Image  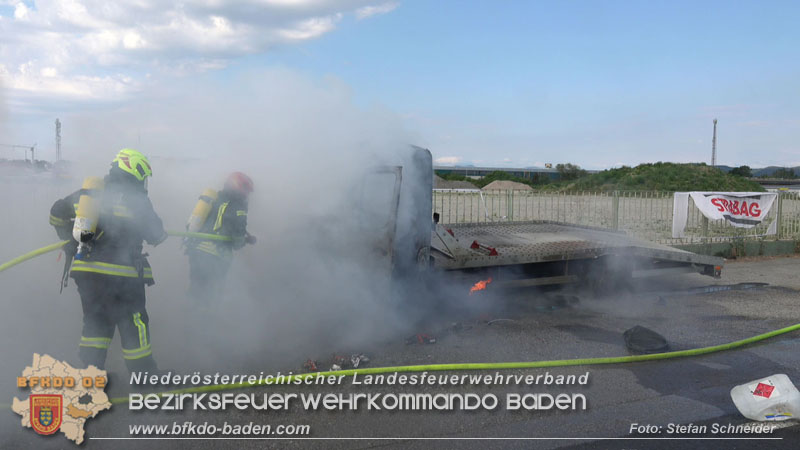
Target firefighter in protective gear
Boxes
[49,149,168,372]
[186,172,255,305]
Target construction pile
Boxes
[481,180,533,191]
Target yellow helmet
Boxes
[112,148,152,181]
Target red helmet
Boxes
[224,172,254,195]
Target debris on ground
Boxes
[351,353,369,368]
[406,323,471,345]
[405,333,437,345]
[487,318,518,325]
[331,354,348,371]
[623,325,669,354]
[303,353,371,372]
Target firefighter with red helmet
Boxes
[186,172,256,304]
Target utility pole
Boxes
[711,119,717,166]
[55,119,62,161]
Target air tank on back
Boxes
[72,176,104,260]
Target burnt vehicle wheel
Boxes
[581,256,633,295]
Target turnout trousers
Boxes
[187,249,231,306]
[73,273,158,372]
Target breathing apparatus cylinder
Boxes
[187,188,218,232]
[72,176,104,260]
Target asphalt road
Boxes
[3,256,800,450]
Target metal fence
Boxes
[433,189,796,245]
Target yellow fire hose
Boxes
[0,231,232,274]
[0,240,70,274]
[103,322,800,404]
[166,230,233,242]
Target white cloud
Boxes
[277,14,342,40]
[13,2,30,20]
[0,0,399,104]
[355,2,398,20]
[8,66,137,99]
[40,66,57,77]
[122,31,146,49]
[434,156,462,165]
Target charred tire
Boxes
[581,255,633,296]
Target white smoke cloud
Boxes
[0,65,426,380]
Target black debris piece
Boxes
[623,325,670,354]
[405,333,436,345]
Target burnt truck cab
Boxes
[356,146,433,282]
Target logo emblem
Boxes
[30,395,62,435]
[753,382,776,399]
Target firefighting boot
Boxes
[79,345,108,370]
[124,354,159,373]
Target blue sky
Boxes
[1,1,798,168]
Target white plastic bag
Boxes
[730,374,800,421]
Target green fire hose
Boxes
[0,240,70,274]
[107,322,800,404]
[0,231,231,274]
[166,230,233,242]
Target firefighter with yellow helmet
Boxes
[185,172,256,305]
[49,149,167,372]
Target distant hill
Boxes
[751,166,800,177]
[712,165,800,178]
[437,163,767,192]
[564,162,765,192]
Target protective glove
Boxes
[245,234,257,245]
[63,240,79,258]
[149,230,168,247]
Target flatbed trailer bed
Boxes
[430,220,723,285]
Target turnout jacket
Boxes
[50,174,167,284]
[189,189,248,259]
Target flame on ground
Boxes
[469,277,493,295]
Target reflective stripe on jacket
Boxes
[190,189,248,259]
[71,260,153,279]
[50,175,166,283]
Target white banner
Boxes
[672,192,778,238]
